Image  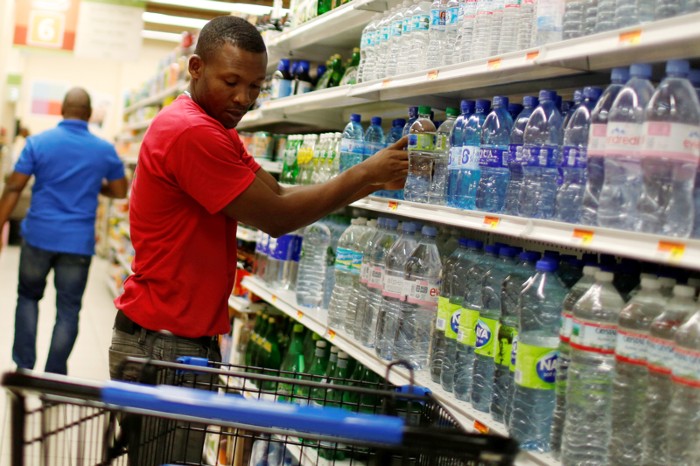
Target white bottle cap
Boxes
[338,351,349,359]
[673,285,695,298]
[640,277,661,290]
[583,265,600,276]
[659,277,677,288]
[595,271,615,282]
[316,340,327,348]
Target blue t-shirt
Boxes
[14,119,125,255]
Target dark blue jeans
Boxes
[12,242,92,374]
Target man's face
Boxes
[189,43,267,129]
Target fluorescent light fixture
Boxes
[143,12,209,28]
[141,30,184,43]
[147,0,287,16]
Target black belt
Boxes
[114,309,217,348]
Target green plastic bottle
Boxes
[294,340,328,404]
[318,351,351,461]
[277,324,307,402]
[252,317,276,373]
[342,362,365,411]
[339,48,361,86]
[260,317,282,389]
[246,312,268,370]
[358,367,381,414]
[325,346,339,379]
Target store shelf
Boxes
[228,295,250,313]
[241,275,557,466]
[258,159,283,174]
[123,81,188,115]
[237,225,260,242]
[350,196,700,271]
[122,118,153,132]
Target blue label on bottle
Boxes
[462,145,480,168]
[380,26,390,43]
[536,351,558,384]
[523,145,558,168]
[271,79,292,99]
[475,320,492,348]
[270,235,295,260]
[479,147,507,168]
[508,143,524,165]
[560,146,587,169]
[413,14,430,31]
[449,147,462,170]
[447,6,459,25]
[391,21,402,38]
[430,9,445,27]
[290,235,303,262]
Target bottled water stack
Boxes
[476,96,514,213]
[504,95,539,215]
[431,107,458,205]
[296,222,332,310]
[447,100,475,207]
[454,99,491,210]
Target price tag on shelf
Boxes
[483,216,500,228]
[382,79,392,87]
[572,228,594,245]
[271,294,278,303]
[657,240,685,261]
[388,201,399,211]
[296,311,304,320]
[473,420,490,434]
[619,30,642,45]
[426,70,439,80]
[525,50,539,61]
[327,329,336,341]
[487,59,502,70]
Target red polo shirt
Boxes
[115,94,260,338]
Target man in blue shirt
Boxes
[0,87,127,374]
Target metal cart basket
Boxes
[2,356,519,466]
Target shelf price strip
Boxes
[387,201,399,211]
[572,228,594,245]
[483,216,500,228]
[657,240,685,261]
[487,59,502,70]
[619,30,642,45]
[426,70,439,81]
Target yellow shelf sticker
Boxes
[657,240,685,260]
[526,50,540,61]
[487,59,502,70]
[619,30,642,45]
[382,79,392,87]
[327,329,336,341]
[473,420,490,434]
[572,228,595,244]
[271,294,277,303]
[483,216,501,228]
[388,201,399,211]
[297,311,304,320]
[427,70,440,80]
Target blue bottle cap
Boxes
[458,238,470,247]
[508,103,523,115]
[484,244,499,255]
[475,99,491,113]
[278,58,290,71]
[350,113,362,122]
[538,90,557,102]
[461,99,476,114]
[401,221,418,233]
[630,63,652,79]
[611,66,630,84]
[316,65,327,76]
[523,95,539,108]
[407,106,418,118]
[493,95,509,108]
[520,251,541,262]
[386,218,399,229]
[422,225,438,237]
[371,116,382,126]
[392,118,406,127]
[689,69,700,87]
[468,239,484,250]
[666,59,690,77]
[582,253,598,266]
[376,217,386,228]
[536,259,558,272]
[499,246,519,258]
[583,86,603,101]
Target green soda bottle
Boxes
[358,367,381,414]
[318,351,351,461]
[246,312,268,371]
[260,317,282,389]
[277,324,307,402]
[325,346,339,380]
[252,317,275,373]
[341,362,365,411]
[294,340,328,403]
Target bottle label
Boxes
[672,346,700,387]
[615,329,647,366]
[605,121,642,157]
[449,146,462,169]
[570,317,617,354]
[271,78,292,99]
[457,307,479,347]
[560,146,587,168]
[270,234,294,260]
[412,13,430,32]
[382,273,406,299]
[408,133,435,151]
[436,296,449,331]
[445,303,461,340]
[436,133,450,152]
[508,143,524,165]
[335,247,357,273]
[368,265,385,289]
[587,123,607,157]
[295,81,313,95]
[479,147,508,168]
[475,317,499,357]
[514,342,558,390]
[291,235,303,262]
[361,31,371,49]
[647,336,674,375]
[462,145,481,168]
[380,26,390,44]
[391,20,402,38]
[510,333,518,372]
[406,276,440,307]
[340,139,359,155]
[446,6,459,25]
[365,141,386,158]
[360,260,371,284]
[640,121,700,163]
[560,311,573,343]
[402,17,412,35]
[523,145,558,168]
[495,324,517,367]
[351,250,363,274]
[430,9,446,29]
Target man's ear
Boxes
[188,54,203,79]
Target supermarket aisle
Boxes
[0,245,117,466]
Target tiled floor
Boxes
[0,245,117,466]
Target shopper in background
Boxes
[0,87,127,375]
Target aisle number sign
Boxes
[14,0,80,51]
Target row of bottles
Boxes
[279,133,343,185]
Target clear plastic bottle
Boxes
[509,259,568,452]
[562,0,585,39]
[607,277,666,465]
[534,0,565,44]
[499,0,523,54]
[518,89,564,219]
[443,0,461,65]
[504,95,538,215]
[431,107,458,205]
[594,0,616,32]
[296,222,332,310]
[476,96,514,213]
[459,0,480,62]
[281,231,303,291]
[581,67,630,225]
[374,12,392,79]
[407,0,432,72]
[554,86,603,224]
[270,58,293,99]
[375,221,419,360]
[338,114,365,173]
[427,0,447,69]
[364,116,387,161]
[385,2,408,78]
[470,0,496,60]
[508,102,524,121]
[447,100,475,207]
[402,106,419,137]
[471,246,519,412]
[397,0,418,76]
[456,99,491,210]
[561,271,625,463]
[517,0,537,49]
[253,232,269,279]
[358,16,379,83]
[655,0,682,19]
[404,106,437,203]
[643,284,696,466]
[349,219,379,332]
[637,60,700,237]
[376,118,408,199]
[395,225,442,369]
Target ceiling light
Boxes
[141,30,184,43]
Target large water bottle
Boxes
[374,12,392,79]
[562,0,585,39]
[404,106,437,203]
[455,99,491,210]
[270,58,293,99]
[396,0,418,76]
[281,231,303,291]
[431,107,458,205]
[553,86,603,224]
[637,60,700,237]
[402,106,419,137]
[407,0,432,72]
[441,240,484,391]
[534,0,565,44]
[253,232,269,279]
[666,303,700,464]
[327,218,368,330]
[493,251,540,424]
[471,246,519,412]
[582,0,598,34]
[498,0,523,54]
[560,271,624,463]
[443,0,461,65]
[265,233,297,287]
[375,221,419,360]
[447,100,475,207]
[594,0,616,32]
[357,218,400,347]
[470,0,497,60]
[296,222,332,310]
[549,264,599,457]
[385,2,407,78]
[453,244,500,401]
[476,96,514,213]
[504,96,538,215]
[597,63,654,230]
[607,277,666,465]
[426,0,447,69]
[364,116,387,161]
[509,259,567,452]
[339,114,365,173]
[395,225,442,369]
[459,0,480,62]
[518,90,564,219]
[349,219,379,332]
[643,284,696,466]
[376,118,408,199]
[517,0,537,49]
[358,16,379,82]
[580,67,630,225]
[655,0,682,18]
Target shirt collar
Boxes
[59,119,89,129]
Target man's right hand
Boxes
[361,136,409,190]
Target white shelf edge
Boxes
[123,81,188,115]
[228,295,251,313]
[259,159,283,174]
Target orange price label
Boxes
[473,420,490,434]
[271,294,278,303]
[526,50,540,61]
[327,329,336,341]
[619,30,642,45]
[427,70,439,80]
[296,311,304,320]
[657,241,685,260]
[572,228,595,245]
[388,201,399,211]
[487,59,502,70]
[382,79,392,87]
[483,216,500,228]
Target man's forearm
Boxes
[0,190,21,231]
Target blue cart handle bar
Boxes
[102,380,405,445]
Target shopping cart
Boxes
[2,356,519,466]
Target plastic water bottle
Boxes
[563,0,585,38]
[440,240,484,391]
[471,246,519,412]
[426,0,446,69]
[498,0,523,54]
[385,2,407,78]
[560,271,624,463]
[396,0,418,76]
[447,100,475,207]
[504,96,538,215]
[518,90,563,219]
[476,96,514,213]
[470,0,497,60]
[281,232,303,291]
[375,221,419,360]
[270,58,293,99]
[553,86,603,223]
[666,304,700,464]
[253,232,269,279]
[453,244,500,401]
[556,255,584,289]
[402,107,419,137]
[327,218,368,330]
[643,284,696,466]
[358,16,379,82]
[534,0,565,45]
[508,103,524,121]
[443,0,461,65]
[357,218,399,348]
[655,0,682,18]
[517,0,537,49]
[349,219,379,333]
[395,225,442,369]
[339,114,365,173]
[607,277,666,465]
[597,63,655,230]
[509,259,567,452]
[404,106,437,203]
[455,99,491,210]
[595,0,616,32]
[459,0,479,62]
[430,107,458,205]
[562,89,582,131]
[364,116,387,161]
[296,222,332,310]
[493,251,540,424]
[374,12,392,79]
[637,60,700,237]
[407,0,432,72]
[581,67,630,225]
[265,234,296,287]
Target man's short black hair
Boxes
[195,16,267,61]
